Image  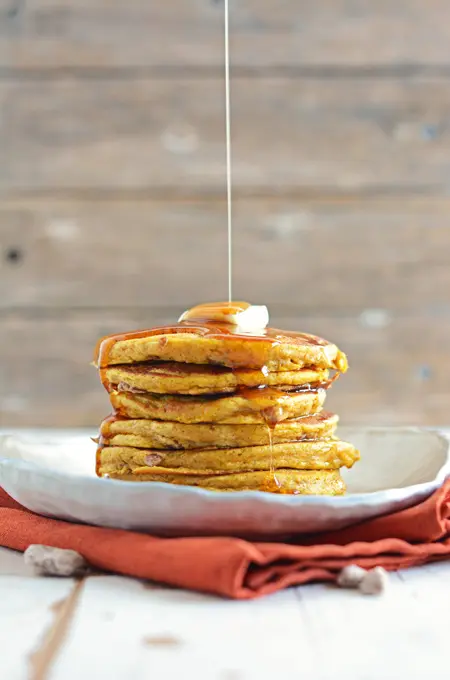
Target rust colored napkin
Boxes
[1,481,450,599]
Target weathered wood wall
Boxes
[1,1,450,427]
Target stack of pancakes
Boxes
[95,302,359,494]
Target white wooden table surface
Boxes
[1,430,449,679]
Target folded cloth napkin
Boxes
[1,481,450,599]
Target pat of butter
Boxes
[178,302,269,330]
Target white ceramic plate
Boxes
[0,427,449,539]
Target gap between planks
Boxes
[0,186,445,201]
[3,65,450,80]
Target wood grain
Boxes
[1,1,449,429]
[1,197,449,313]
[1,1,450,70]
[0,563,449,680]
[2,77,450,193]
[293,568,450,680]
[1,311,448,427]
[0,576,76,680]
[48,578,316,679]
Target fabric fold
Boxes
[1,481,449,599]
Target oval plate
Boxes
[0,427,449,539]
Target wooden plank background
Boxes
[1,0,450,427]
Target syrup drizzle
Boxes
[225,0,281,492]
[239,386,287,491]
[223,1,281,487]
[224,0,232,302]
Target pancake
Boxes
[100,412,339,449]
[110,387,327,424]
[100,362,330,396]
[95,323,348,372]
[97,438,358,477]
[96,462,345,495]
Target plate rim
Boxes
[0,426,449,508]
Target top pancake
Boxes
[100,362,330,395]
[95,323,348,372]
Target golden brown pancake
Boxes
[100,412,339,449]
[110,387,326,424]
[97,438,359,476]
[100,362,330,396]
[95,323,348,372]
[93,303,356,495]
[97,462,345,495]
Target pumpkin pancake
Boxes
[96,464,345,495]
[100,412,339,449]
[100,362,330,396]
[110,387,326,424]
[93,303,357,496]
[96,438,359,476]
[95,323,348,372]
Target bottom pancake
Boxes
[99,467,345,495]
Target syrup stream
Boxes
[224,0,232,303]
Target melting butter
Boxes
[179,302,269,331]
